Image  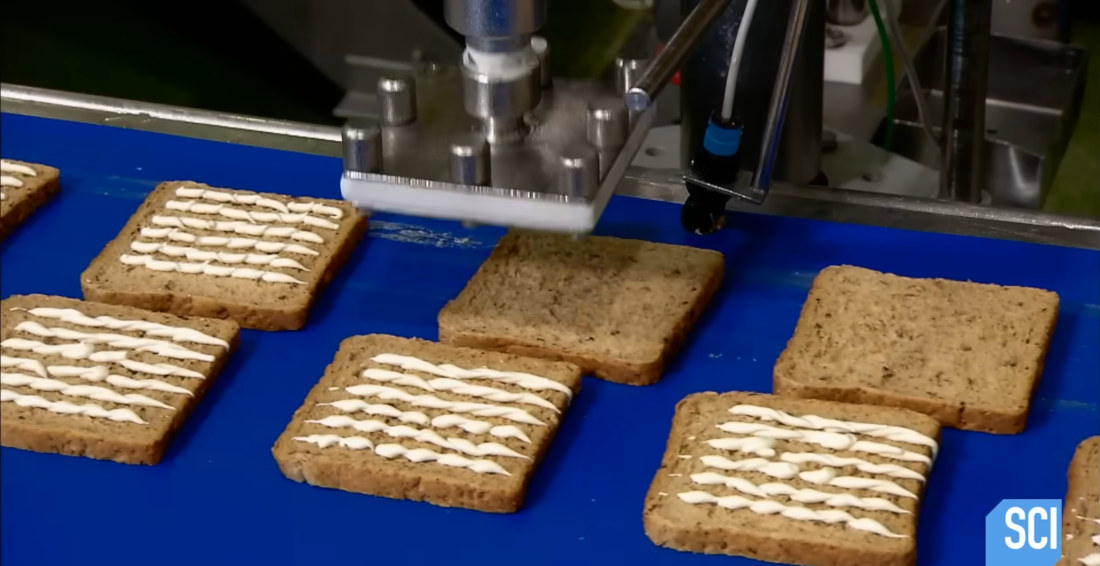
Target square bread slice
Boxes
[272,334,582,513]
[774,265,1059,434]
[0,294,239,464]
[438,231,724,386]
[644,391,941,566]
[1059,436,1099,566]
[1,158,60,240]
[80,181,367,331]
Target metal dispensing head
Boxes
[338,0,699,234]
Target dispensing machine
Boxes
[338,0,1022,240]
[338,0,822,235]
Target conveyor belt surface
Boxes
[1,113,1097,566]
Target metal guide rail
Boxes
[3,83,1098,249]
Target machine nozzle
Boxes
[683,114,743,235]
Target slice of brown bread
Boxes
[1,158,60,240]
[1059,436,1099,566]
[0,294,239,464]
[80,181,367,331]
[437,231,724,386]
[272,333,582,513]
[773,265,1059,434]
[644,391,941,566]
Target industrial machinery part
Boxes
[342,123,383,175]
[449,0,545,142]
[888,27,1087,209]
[682,114,745,234]
[624,0,735,113]
[336,0,734,234]
[680,0,824,204]
[5,83,1097,249]
[939,0,993,204]
[337,66,657,234]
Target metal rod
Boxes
[752,0,817,198]
[939,0,992,204]
[624,0,735,112]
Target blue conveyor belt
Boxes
[1,113,1097,566]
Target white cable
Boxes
[880,0,945,146]
[721,0,761,120]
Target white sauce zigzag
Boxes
[677,403,937,540]
[0,303,226,424]
[1,160,37,199]
[713,421,932,465]
[678,490,908,538]
[1,176,22,192]
[0,373,173,409]
[780,452,926,482]
[0,161,37,176]
[699,454,800,479]
[343,383,546,426]
[318,399,431,424]
[128,241,310,271]
[797,467,917,499]
[361,368,559,412]
[1,338,204,378]
[9,307,229,348]
[138,228,319,256]
[119,254,306,285]
[164,200,340,230]
[175,187,344,219]
[317,399,532,442]
[299,353,567,476]
[729,404,939,456]
[293,434,510,475]
[0,356,193,396]
[12,321,213,361]
[305,415,528,459]
[690,471,911,514]
[150,215,324,243]
[1,389,145,424]
[370,353,574,397]
[121,188,351,284]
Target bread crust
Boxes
[0,160,60,241]
[643,391,940,566]
[271,334,582,513]
[438,233,725,386]
[0,294,239,465]
[1059,436,1100,565]
[774,265,1059,434]
[80,181,367,331]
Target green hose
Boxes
[867,0,896,152]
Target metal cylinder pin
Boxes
[341,123,383,174]
[587,100,628,151]
[558,146,599,198]
[532,36,552,88]
[450,134,491,186]
[614,58,649,95]
[378,75,418,126]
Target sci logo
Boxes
[986,499,1062,566]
